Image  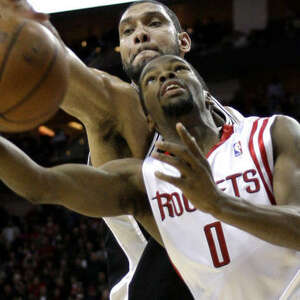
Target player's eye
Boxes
[149,20,161,27]
[123,28,134,36]
[145,76,156,85]
[174,65,189,72]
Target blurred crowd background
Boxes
[0,208,109,299]
[0,0,299,299]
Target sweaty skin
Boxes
[0,0,213,168]
[60,2,191,166]
[0,55,299,251]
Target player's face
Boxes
[119,3,180,83]
[140,55,204,123]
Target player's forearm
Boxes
[0,136,50,203]
[213,194,300,250]
[0,137,133,217]
[59,49,115,125]
[39,18,114,125]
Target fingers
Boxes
[154,171,182,187]
[176,122,194,145]
[154,124,213,181]
[155,140,196,167]
[31,11,49,22]
[154,123,206,167]
[2,0,49,22]
[16,2,49,21]
[176,123,205,159]
[152,152,191,175]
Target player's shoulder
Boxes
[231,115,278,145]
[272,115,299,132]
[271,115,300,154]
[235,115,276,130]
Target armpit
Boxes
[118,191,151,217]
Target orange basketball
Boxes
[0,15,68,132]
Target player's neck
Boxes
[163,114,220,156]
[190,125,220,156]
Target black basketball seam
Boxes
[0,107,54,124]
[0,39,59,119]
[0,21,27,82]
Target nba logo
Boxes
[233,141,243,157]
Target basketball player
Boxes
[1,1,241,299]
[138,55,300,298]
[0,55,299,299]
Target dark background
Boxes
[0,0,299,299]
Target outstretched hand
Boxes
[152,123,221,214]
[0,0,48,22]
[0,0,65,45]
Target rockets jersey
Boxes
[142,116,300,300]
[100,105,235,300]
[88,103,239,300]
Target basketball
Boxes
[0,14,68,132]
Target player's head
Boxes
[138,55,213,133]
[119,0,191,83]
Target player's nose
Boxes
[159,71,176,83]
[134,26,150,44]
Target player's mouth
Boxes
[160,80,186,98]
[132,46,159,63]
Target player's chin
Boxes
[162,98,194,117]
[160,90,189,105]
[136,54,160,69]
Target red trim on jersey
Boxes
[206,125,234,158]
[258,118,274,189]
[169,258,185,281]
[249,119,276,205]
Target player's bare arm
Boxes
[154,119,300,251]
[61,55,150,164]
[0,134,146,214]
[49,30,151,165]
[0,134,164,243]
[1,0,151,165]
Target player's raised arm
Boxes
[60,54,149,163]
[0,136,148,218]
[0,0,150,164]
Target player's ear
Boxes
[147,115,156,132]
[178,32,191,56]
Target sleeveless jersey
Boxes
[143,116,300,300]
[88,102,239,300]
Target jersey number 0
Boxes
[204,222,231,268]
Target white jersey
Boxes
[88,104,240,300]
[103,215,146,300]
[143,116,300,300]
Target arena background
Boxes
[0,0,299,299]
